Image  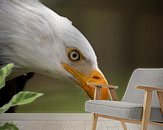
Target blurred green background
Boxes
[17,0,163,112]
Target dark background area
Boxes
[17,0,163,112]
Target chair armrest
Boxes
[137,86,163,121]
[136,86,163,92]
[87,83,118,89]
[87,83,118,100]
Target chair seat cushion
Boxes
[85,100,163,122]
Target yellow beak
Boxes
[62,63,109,100]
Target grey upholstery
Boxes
[85,100,163,122]
[122,69,163,106]
[85,69,163,123]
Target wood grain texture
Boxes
[157,91,163,114]
[92,113,98,130]
[137,86,163,92]
[94,86,102,100]
[141,90,152,130]
[121,121,127,130]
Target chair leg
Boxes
[141,90,152,130]
[141,123,148,130]
[121,121,127,130]
[92,113,98,130]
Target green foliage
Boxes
[0,91,43,113]
[0,123,19,130]
[0,64,44,129]
[0,63,14,89]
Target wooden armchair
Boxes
[85,69,163,130]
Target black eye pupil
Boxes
[68,50,80,61]
[73,53,77,58]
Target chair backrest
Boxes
[122,68,163,107]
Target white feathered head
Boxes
[0,0,109,99]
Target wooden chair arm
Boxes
[94,85,102,100]
[87,83,118,89]
[141,89,153,126]
[157,91,163,115]
[136,86,163,92]
[89,83,118,100]
[137,85,163,117]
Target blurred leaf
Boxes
[0,91,43,113]
[0,63,14,90]
[0,103,11,114]
[11,91,44,105]
[0,123,19,130]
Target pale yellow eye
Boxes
[68,50,80,61]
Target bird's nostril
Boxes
[93,76,100,80]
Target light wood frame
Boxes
[91,85,163,130]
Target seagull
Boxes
[0,0,109,100]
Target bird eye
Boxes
[68,50,80,61]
